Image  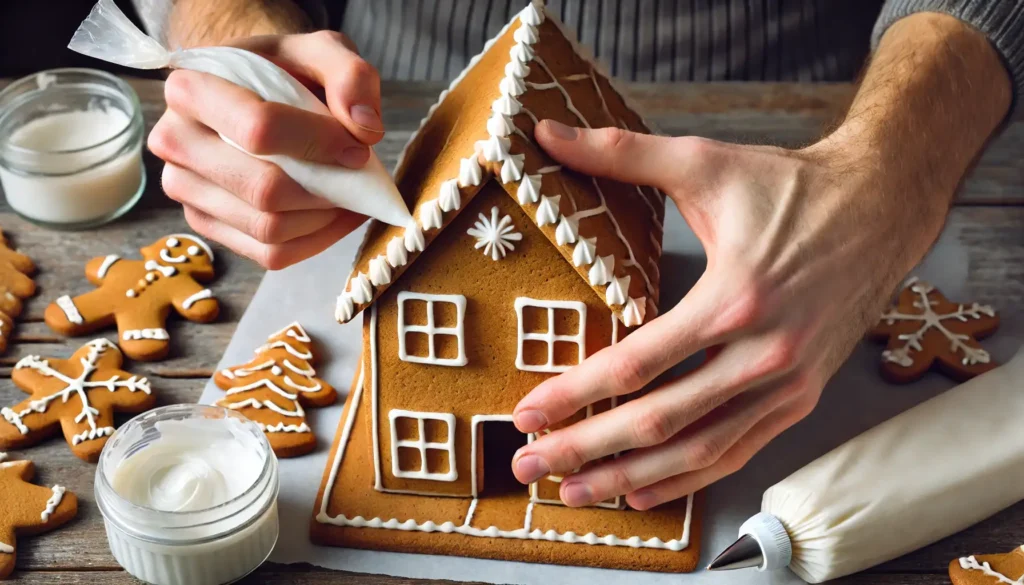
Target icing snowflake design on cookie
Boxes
[869,278,999,383]
[466,206,522,261]
[0,454,78,579]
[215,323,336,457]
[0,339,156,462]
[950,546,1024,585]
[43,234,219,361]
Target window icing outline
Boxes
[514,297,587,372]
[397,291,467,366]
[388,409,458,482]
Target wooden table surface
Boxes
[0,77,1021,584]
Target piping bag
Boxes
[67,0,412,227]
[709,348,1024,583]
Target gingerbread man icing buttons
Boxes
[869,278,999,383]
[43,234,219,361]
[0,229,36,354]
[214,323,336,457]
[0,339,156,462]
[0,453,78,579]
[950,546,1024,585]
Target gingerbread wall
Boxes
[360,180,620,499]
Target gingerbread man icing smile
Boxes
[44,234,220,361]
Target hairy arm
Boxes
[509,13,1014,509]
[167,0,313,48]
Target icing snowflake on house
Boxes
[870,278,999,383]
[0,339,155,461]
[467,206,522,260]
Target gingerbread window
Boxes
[514,297,587,373]
[388,409,457,481]
[396,292,467,367]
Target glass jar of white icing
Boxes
[0,68,145,229]
[95,404,279,585]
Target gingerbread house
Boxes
[312,1,701,572]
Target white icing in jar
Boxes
[0,68,145,229]
[95,405,279,585]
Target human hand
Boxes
[510,119,948,510]
[149,31,380,269]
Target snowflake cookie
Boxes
[869,278,999,383]
[950,545,1024,585]
[43,234,219,361]
[0,339,156,462]
[0,453,78,579]
[214,323,336,458]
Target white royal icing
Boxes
[517,174,542,205]
[419,199,443,231]
[0,340,151,442]
[396,292,467,367]
[880,278,996,368]
[588,255,614,286]
[41,485,65,522]
[368,255,392,287]
[555,216,579,246]
[606,275,630,306]
[438,179,462,212]
[500,153,525,183]
[350,273,373,304]
[403,221,426,253]
[388,409,458,481]
[181,288,214,310]
[143,260,177,278]
[97,254,120,278]
[535,195,561,226]
[122,328,169,341]
[335,294,355,323]
[622,296,647,327]
[467,207,522,261]
[573,237,596,267]
[0,542,11,554]
[386,236,409,268]
[55,295,84,325]
[487,112,515,137]
[458,157,483,187]
[187,245,201,255]
[514,297,587,373]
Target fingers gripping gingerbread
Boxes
[0,454,77,579]
[0,339,156,462]
[44,234,219,361]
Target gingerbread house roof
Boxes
[335,1,665,328]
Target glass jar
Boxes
[0,68,145,229]
[95,405,279,585]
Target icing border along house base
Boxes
[313,1,701,572]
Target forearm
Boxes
[168,0,312,48]
[817,13,1011,250]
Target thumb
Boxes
[535,120,688,191]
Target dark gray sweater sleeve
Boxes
[872,1,1024,115]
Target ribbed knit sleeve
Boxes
[872,1,1024,115]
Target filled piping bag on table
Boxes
[709,348,1024,583]
[67,0,412,227]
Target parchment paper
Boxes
[198,202,1023,584]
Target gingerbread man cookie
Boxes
[44,234,218,361]
[869,278,999,383]
[0,339,156,462]
[0,453,78,579]
[215,323,336,457]
[950,546,1024,585]
[0,229,36,354]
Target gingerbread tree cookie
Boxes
[950,546,1024,585]
[214,323,336,457]
[0,453,77,579]
[44,234,219,361]
[0,339,156,462]
[869,278,999,383]
[0,229,36,354]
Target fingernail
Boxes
[515,410,548,433]
[514,453,550,483]
[561,482,593,507]
[350,105,384,133]
[338,146,369,168]
[544,120,578,141]
[630,489,656,510]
